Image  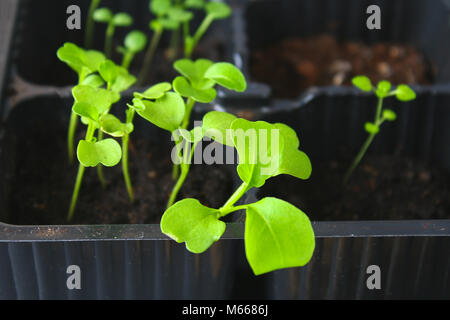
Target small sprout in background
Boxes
[161,112,315,275]
[138,0,192,85]
[118,30,148,69]
[57,42,106,163]
[93,8,133,58]
[184,1,231,58]
[85,0,103,48]
[344,76,416,183]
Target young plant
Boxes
[138,0,192,85]
[67,85,122,220]
[118,30,148,69]
[85,0,102,48]
[131,58,246,206]
[161,111,315,275]
[183,1,231,58]
[344,76,417,183]
[57,42,106,163]
[93,8,133,58]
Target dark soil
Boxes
[259,155,450,221]
[7,130,234,226]
[250,34,434,98]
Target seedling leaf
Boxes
[383,109,397,121]
[375,80,392,98]
[100,114,134,137]
[72,85,120,116]
[93,7,113,23]
[352,76,373,92]
[77,139,122,167]
[185,0,205,9]
[161,199,225,253]
[134,82,172,100]
[125,30,148,53]
[245,197,315,275]
[202,111,237,147]
[365,122,380,135]
[205,2,231,19]
[395,84,416,101]
[136,92,185,132]
[150,0,171,16]
[173,76,217,103]
[113,13,133,27]
[174,59,215,87]
[205,62,247,92]
[81,74,105,88]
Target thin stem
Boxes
[122,108,135,203]
[138,27,163,85]
[121,51,134,70]
[85,0,102,48]
[105,23,115,58]
[374,97,383,123]
[67,123,96,221]
[185,15,213,58]
[344,133,377,184]
[218,205,248,218]
[96,130,106,189]
[167,27,180,61]
[67,110,78,164]
[220,182,250,212]
[167,140,198,208]
[182,97,195,129]
[122,134,135,203]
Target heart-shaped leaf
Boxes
[136,92,185,132]
[231,119,284,188]
[375,80,392,98]
[57,43,106,78]
[365,122,380,135]
[124,30,148,53]
[134,82,172,100]
[205,2,231,20]
[245,197,315,275]
[72,85,120,116]
[77,139,122,167]
[81,74,105,88]
[202,111,237,147]
[173,76,216,103]
[185,0,205,9]
[174,59,215,87]
[161,199,225,254]
[99,60,136,92]
[168,7,193,22]
[205,62,247,92]
[100,114,134,137]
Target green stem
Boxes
[167,27,180,61]
[122,51,134,70]
[167,140,198,208]
[344,133,377,184]
[85,0,102,48]
[220,182,250,212]
[185,15,213,58]
[375,97,383,123]
[96,130,106,189]
[105,22,115,58]
[67,123,96,221]
[182,97,195,129]
[172,131,183,180]
[138,27,163,85]
[67,110,78,164]
[122,108,135,203]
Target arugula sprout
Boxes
[161,112,314,275]
[131,58,245,207]
[85,0,102,48]
[138,0,192,85]
[184,1,231,58]
[344,76,416,183]
[68,85,122,220]
[93,8,133,58]
[57,42,106,163]
[118,30,148,69]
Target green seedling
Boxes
[344,76,416,183]
[67,84,122,220]
[184,1,231,58]
[57,42,106,163]
[93,7,133,58]
[138,0,193,85]
[118,30,148,69]
[85,0,102,48]
[161,111,314,275]
[131,58,245,207]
